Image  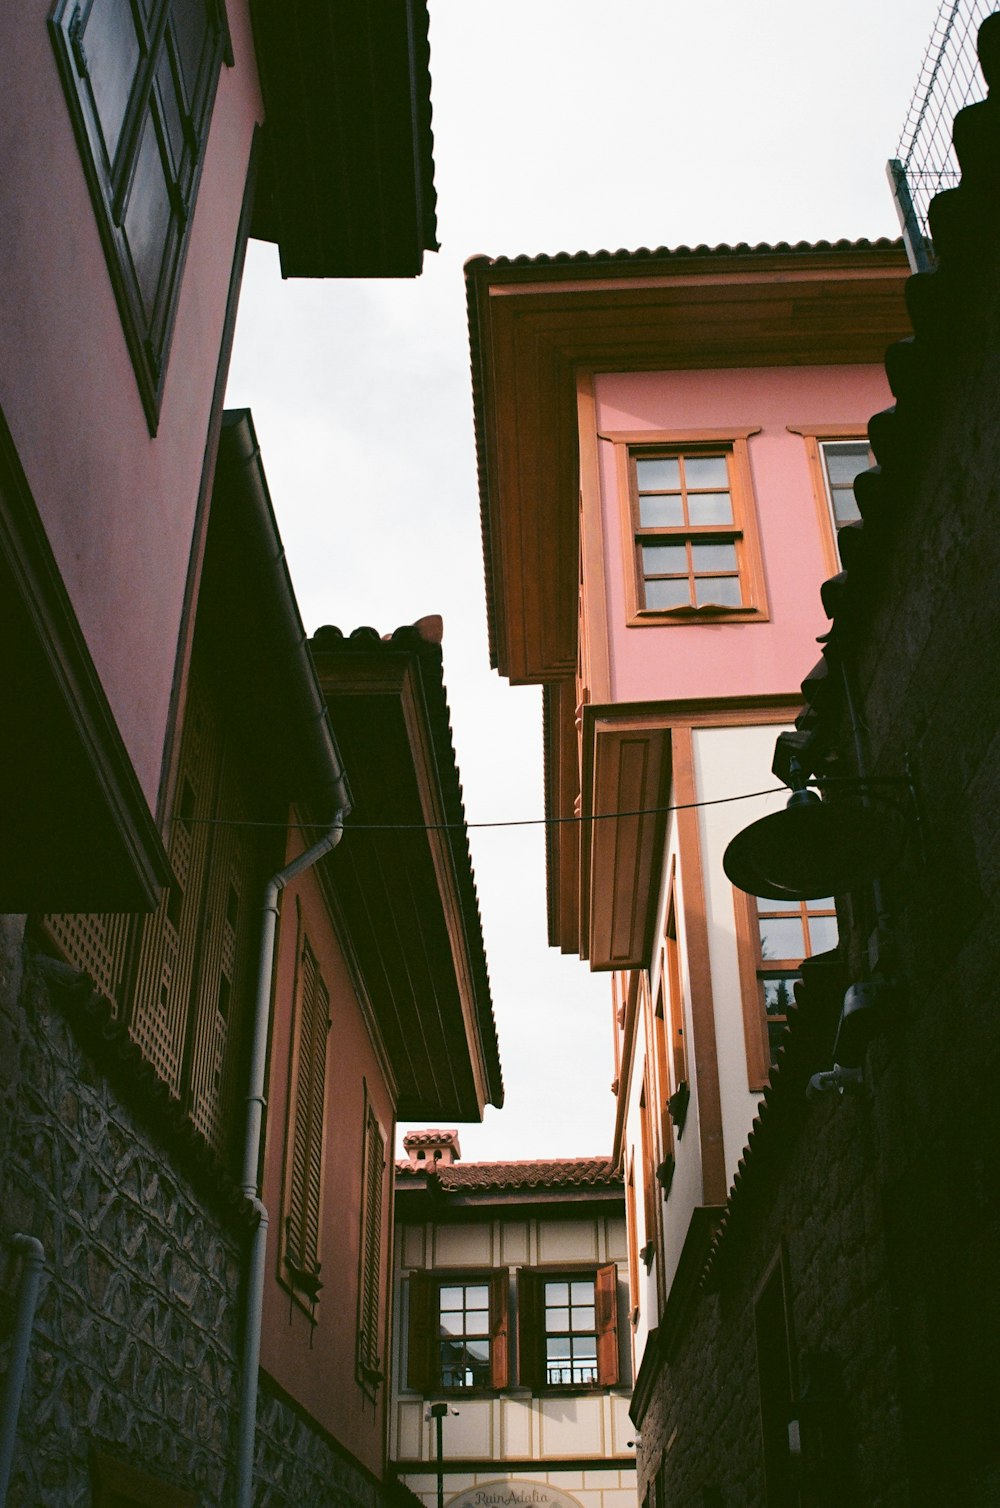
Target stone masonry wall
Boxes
[0,917,387,1508]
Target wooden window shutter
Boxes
[129,665,217,1096]
[516,1268,543,1389]
[595,1262,620,1386]
[489,1270,509,1389]
[284,937,329,1283]
[357,1100,386,1388]
[406,1271,435,1392]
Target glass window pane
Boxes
[687,491,733,525]
[645,578,691,610]
[823,442,870,485]
[546,1337,571,1360]
[758,916,805,959]
[695,576,742,607]
[439,1287,464,1311]
[762,975,798,1015]
[636,457,680,490]
[756,898,799,914]
[465,1285,489,1309]
[570,1281,595,1304]
[122,109,174,320]
[544,1281,568,1305]
[641,542,686,575]
[767,1018,789,1061]
[465,1340,489,1362]
[684,455,729,489]
[571,1306,595,1332]
[84,0,142,167]
[466,1309,489,1335]
[831,487,861,527]
[546,1307,569,1330]
[691,542,737,573]
[439,1311,464,1335]
[571,1337,597,1360]
[808,898,835,910]
[806,915,839,954]
[157,48,186,172]
[639,494,684,528]
[170,0,211,102]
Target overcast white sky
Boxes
[226,0,941,1162]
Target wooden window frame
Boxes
[356,1086,387,1397]
[406,1269,509,1395]
[279,922,330,1316]
[734,888,839,1092]
[516,1264,619,1392]
[49,0,230,433]
[602,427,767,627]
[787,424,873,576]
[625,1155,640,1327]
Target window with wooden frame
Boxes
[357,1091,387,1395]
[735,889,839,1091]
[517,1265,619,1390]
[49,0,229,430]
[604,428,766,625]
[406,1270,509,1393]
[639,1075,657,1269]
[280,931,330,1312]
[789,425,874,575]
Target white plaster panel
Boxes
[583,1469,621,1487]
[399,1473,435,1494]
[538,1219,598,1263]
[435,1222,493,1267]
[501,1220,529,1265]
[599,1492,641,1507]
[539,1394,605,1456]
[604,1218,627,1263]
[610,1393,634,1454]
[397,1401,424,1460]
[499,1395,532,1458]
[402,1223,426,1269]
[445,1399,492,1459]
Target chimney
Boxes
[403,1129,462,1170]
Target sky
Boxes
[225,0,942,1162]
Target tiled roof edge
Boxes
[310,622,504,1108]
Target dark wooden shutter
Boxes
[489,1270,509,1389]
[357,1102,386,1386]
[406,1271,435,1392]
[285,938,329,1279]
[516,1268,543,1389]
[595,1262,620,1386]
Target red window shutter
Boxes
[407,1271,435,1392]
[595,1262,620,1386]
[489,1270,509,1389]
[516,1268,543,1389]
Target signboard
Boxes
[445,1483,585,1508]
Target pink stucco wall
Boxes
[0,3,264,815]
[260,858,395,1477]
[593,365,893,705]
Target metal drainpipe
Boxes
[0,1233,46,1507]
[234,810,347,1508]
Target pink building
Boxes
[466,239,910,1432]
[0,0,436,913]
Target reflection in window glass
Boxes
[543,1278,598,1385]
[439,1282,491,1388]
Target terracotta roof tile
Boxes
[396,1156,620,1192]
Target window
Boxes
[605,427,767,625]
[517,1265,619,1390]
[819,440,870,532]
[406,1270,509,1392]
[50,0,228,429]
[357,1091,387,1394]
[736,889,839,1091]
[281,933,330,1312]
[788,425,874,575]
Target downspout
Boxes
[0,1234,46,1507]
[234,802,348,1508]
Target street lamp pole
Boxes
[427,1402,448,1508]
